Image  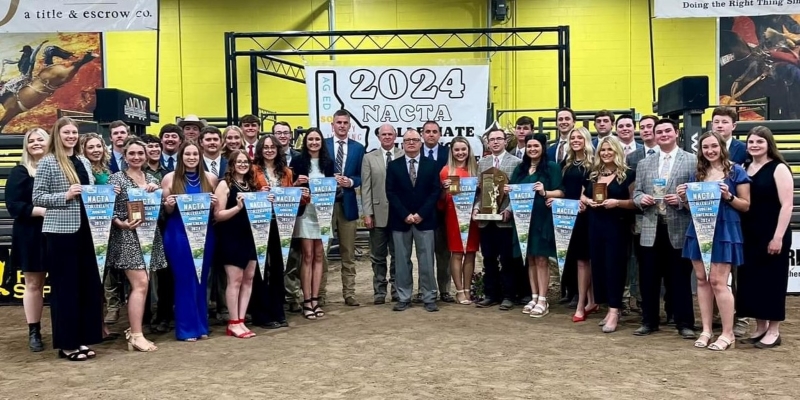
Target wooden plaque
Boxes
[127,200,145,222]
[592,183,608,203]
[448,176,461,194]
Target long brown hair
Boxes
[171,142,214,194]
[49,117,80,184]
[223,149,256,188]
[745,126,788,166]
[696,131,732,182]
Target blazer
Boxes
[385,154,441,232]
[32,154,95,234]
[473,152,522,228]
[285,148,301,171]
[6,165,44,260]
[202,156,228,178]
[728,138,747,165]
[109,150,124,174]
[591,133,616,149]
[289,155,333,217]
[546,139,570,163]
[325,137,365,221]
[361,147,404,228]
[632,149,696,249]
[422,145,449,172]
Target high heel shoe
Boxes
[302,299,317,320]
[572,313,586,323]
[455,290,472,305]
[311,297,325,318]
[226,319,255,338]
[601,310,620,333]
[127,332,157,352]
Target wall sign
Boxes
[655,0,800,18]
[305,65,490,153]
[0,0,158,32]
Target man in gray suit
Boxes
[632,118,696,339]
[362,124,403,304]
[472,127,527,310]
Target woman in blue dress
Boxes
[678,132,750,351]
[160,142,219,341]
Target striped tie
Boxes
[211,160,218,176]
[336,140,345,173]
[409,159,417,186]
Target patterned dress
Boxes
[106,171,167,271]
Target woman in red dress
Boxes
[439,137,481,305]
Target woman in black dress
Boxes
[214,150,258,338]
[737,126,793,349]
[32,117,103,361]
[552,127,598,322]
[6,127,49,352]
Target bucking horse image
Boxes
[0,43,98,130]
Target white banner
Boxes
[306,65,489,153]
[655,0,800,18]
[789,231,800,294]
[0,0,158,32]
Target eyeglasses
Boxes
[235,160,250,166]
[403,138,421,143]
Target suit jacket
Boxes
[473,152,522,228]
[729,138,747,165]
[202,156,228,178]
[591,133,617,149]
[361,147,403,228]
[109,149,125,174]
[33,154,95,234]
[285,148,301,171]
[632,149,696,249]
[546,139,570,163]
[620,141,643,156]
[422,145,449,172]
[325,137,365,221]
[385,155,441,232]
[6,165,44,253]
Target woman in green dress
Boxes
[79,133,111,184]
[508,133,564,318]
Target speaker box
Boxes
[492,0,507,21]
[656,76,709,116]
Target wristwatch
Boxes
[725,194,736,203]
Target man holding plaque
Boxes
[471,127,525,310]
[386,129,441,312]
[632,118,697,339]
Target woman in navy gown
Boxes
[160,142,218,341]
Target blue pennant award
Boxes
[508,184,535,256]
[176,193,212,283]
[127,188,163,271]
[452,177,478,253]
[686,182,722,278]
[309,177,337,251]
[241,191,273,278]
[551,199,581,277]
[81,185,117,280]
[271,187,303,269]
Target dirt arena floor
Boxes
[0,255,798,400]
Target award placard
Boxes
[592,182,608,203]
[652,178,667,200]
[552,199,581,277]
[176,193,212,283]
[508,184,535,256]
[271,187,303,268]
[309,177,337,251]
[451,177,478,252]
[475,167,508,221]
[241,191,273,279]
[448,176,461,194]
[127,200,145,222]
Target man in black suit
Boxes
[419,121,454,303]
[387,129,442,312]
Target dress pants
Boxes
[104,268,124,312]
[154,266,174,324]
[479,222,519,301]
[332,202,357,300]
[393,226,435,303]
[369,226,397,300]
[640,223,694,330]
[432,222,451,297]
[252,219,286,324]
[283,239,303,306]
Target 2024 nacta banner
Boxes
[0,0,157,33]
[656,0,800,18]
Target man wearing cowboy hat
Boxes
[177,114,207,142]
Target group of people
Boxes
[5,106,791,361]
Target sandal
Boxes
[58,349,88,361]
[530,298,549,318]
[302,299,317,320]
[311,297,325,318]
[456,290,472,305]
[708,335,735,351]
[78,346,96,358]
[127,333,158,352]
[226,320,255,339]
[694,332,713,348]
[522,295,539,314]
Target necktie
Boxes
[428,149,434,159]
[385,151,393,166]
[647,149,655,156]
[516,148,523,158]
[493,156,500,169]
[336,140,345,173]
[557,141,567,162]
[624,145,632,156]
[409,159,417,186]
[167,156,174,172]
[658,154,672,214]
[211,160,217,176]
[248,144,254,159]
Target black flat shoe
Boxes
[755,335,781,349]
[278,320,289,328]
[261,322,281,330]
[739,331,767,345]
[633,325,658,336]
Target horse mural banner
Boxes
[0,32,103,133]
[0,0,158,33]
[719,15,800,120]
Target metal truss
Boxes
[224,26,571,125]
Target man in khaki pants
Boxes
[322,109,365,306]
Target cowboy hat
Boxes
[177,114,207,129]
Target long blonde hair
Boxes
[79,132,110,175]
[446,137,478,176]
[20,128,49,177]
[171,142,214,195]
[563,127,594,174]
[589,136,628,184]
[222,125,245,158]
[49,117,80,184]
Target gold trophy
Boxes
[474,167,508,221]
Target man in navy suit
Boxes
[546,109,575,164]
[158,123,183,174]
[325,109,366,306]
[386,129,442,312]
[511,116,533,159]
[420,120,454,303]
[616,114,643,157]
[108,120,130,174]
[200,126,227,178]
[591,110,616,148]
[711,106,748,165]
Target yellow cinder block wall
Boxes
[104,0,717,136]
